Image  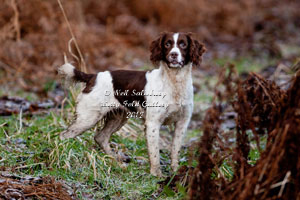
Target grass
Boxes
[1,114,144,199]
[0,103,192,199]
[214,56,277,74]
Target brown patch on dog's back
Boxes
[73,69,97,93]
[82,74,97,93]
[110,70,147,111]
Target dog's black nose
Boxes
[170,52,178,59]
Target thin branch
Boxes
[57,0,86,72]
[10,0,21,41]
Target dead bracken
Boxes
[187,65,300,200]
[0,172,76,200]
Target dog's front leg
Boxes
[146,119,162,177]
[171,107,192,172]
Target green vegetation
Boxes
[0,105,191,199]
[214,56,277,73]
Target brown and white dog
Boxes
[58,32,205,176]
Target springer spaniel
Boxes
[58,32,205,176]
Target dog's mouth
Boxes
[168,60,184,68]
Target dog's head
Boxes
[150,32,206,68]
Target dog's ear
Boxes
[150,32,166,67]
[187,33,206,67]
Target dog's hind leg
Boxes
[94,111,127,159]
[60,99,101,140]
[60,110,100,140]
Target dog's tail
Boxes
[58,63,94,83]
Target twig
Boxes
[57,0,86,72]
[86,152,98,180]
[208,154,226,181]
[278,171,291,197]
[18,105,23,133]
[253,73,276,106]
[68,38,80,63]
[10,0,20,41]
[255,171,291,195]
[0,122,7,127]
[15,162,44,169]
[0,60,15,73]
[60,97,67,120]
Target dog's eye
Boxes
[165,41,171,48]
[179,41,186,49]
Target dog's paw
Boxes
[171,163,179,172]
[59,131,68,140]
[150,167,162,177]
[59,130,75,140]
[116,152,131,163]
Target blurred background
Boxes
[0,0,300,91]
[0,1,300,198]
